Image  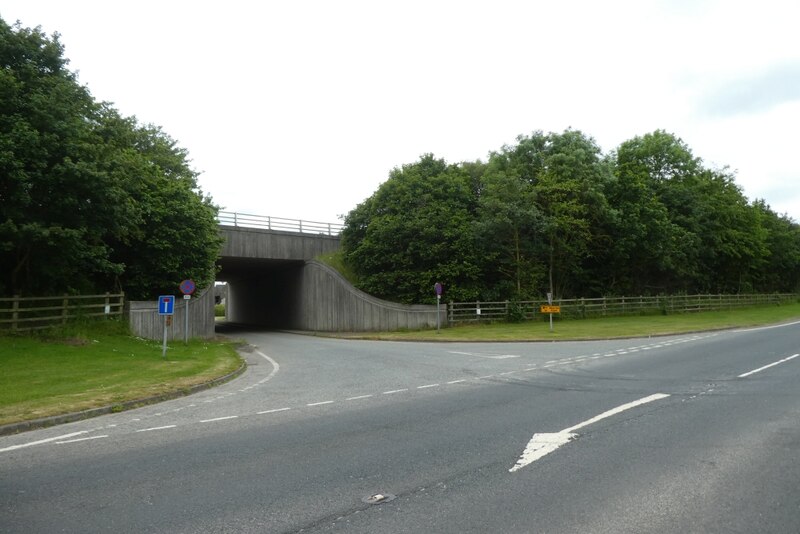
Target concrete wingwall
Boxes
[289,260,443,331]
[127,286,216,340]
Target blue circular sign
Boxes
[434,282,443,296]
[179,279,196,295]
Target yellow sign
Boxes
[540,305,561,314]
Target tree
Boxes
[0,18,221,298]
[341,154,482,304]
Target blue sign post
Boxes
[157,295,175,358]
[158,295,175,315]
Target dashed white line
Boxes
[478,375,495,379]
[346,395,373,401]
[417,384,440,389]
[258,407,291,414]
[307,401,335,407]
[136,425,176,433]
[0,431,89,453]
[499,371,516,376]
[200,416,238,423]
[447,379,467,384]
[57,435,108,444]
[383,389,409,395]
[738,354,799,378]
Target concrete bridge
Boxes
[129,212,440,339]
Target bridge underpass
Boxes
[215,213,442,333]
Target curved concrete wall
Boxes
[290,261,442,331]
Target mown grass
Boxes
[316,250,361,286]
[338,302,800,342]
[0,319,242,426]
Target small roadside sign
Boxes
[179,279,196,295]
[540,305,561,314]
[158,295,175,315]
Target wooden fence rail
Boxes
[448,293,799,324]
[0,293,125,331]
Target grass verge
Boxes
[0,319,242,426]
[332,302,800,342]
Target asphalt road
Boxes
[2,321,799,533]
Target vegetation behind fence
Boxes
[0,293,125,331]
[447,293,800,324]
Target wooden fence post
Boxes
[62,294,69,324]
[12,295,19,331]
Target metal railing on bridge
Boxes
[217,211,344,236]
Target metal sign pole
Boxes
[162,315,168,359]
[437,295,441,334]
[548,292,554,333]
[184,296,190,344]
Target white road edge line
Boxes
[738,354,799,378]
[509,393,670,473]
[200,416,239,423]
[57,435,109,444]
[0,431,88,453]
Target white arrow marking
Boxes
[510,393,670,472]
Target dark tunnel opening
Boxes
[216,256,305,329]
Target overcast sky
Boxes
[3,1,799,224]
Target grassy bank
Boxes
[339,302,800,341]
[0,319,242,426]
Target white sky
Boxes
[3,0,799,224]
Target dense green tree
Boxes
[341,128,799,304]
[0,19,220,298]
[341,154,482,304]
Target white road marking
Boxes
[447,379,467,384]
[546,360,559,364]
[509,393,670,473]
[307,401,334,407]
[383,389,409,395]
[200,415,238,423]
[738,354,799,378]
[136,425,176,433]
[57,435,109,444]
[417,384,440,389]
[0,431,88,453]
[499,371,516,376]
[490,355,520,359]
[449,351,474,356]
[524,367,537,371]
[736,319,800,333]
[346,395,373,401]
[258,407,291,414]
[254,349,281,385]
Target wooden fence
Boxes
[0,293,125,331]
[447,293,799,324]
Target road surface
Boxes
[2,321,799,533]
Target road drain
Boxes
[362,493,396,505]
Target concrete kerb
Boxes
[0,354,248,437]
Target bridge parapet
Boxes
[217,211,344,236]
